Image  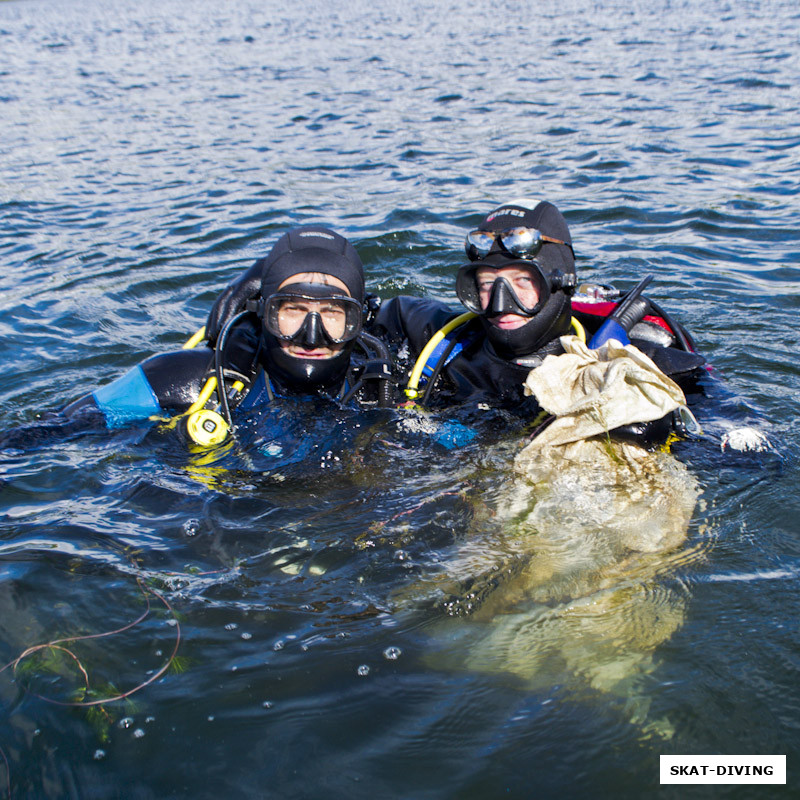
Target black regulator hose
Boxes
[341,332,394,407]
[214,310,251,425]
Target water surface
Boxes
[1,0,799,797]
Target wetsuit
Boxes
[63,317,389,429]
[371,295,707,444]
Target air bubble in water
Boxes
[119,717,133,729]
[357,664,370,676]
[383,646,402,661]
[224,622,238,631]
[93,749,106,760]
[183,519,200,537]
[133,728,145,739]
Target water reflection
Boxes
[399,435,708,738]
[2,0,800,793]
[0,382,714,746]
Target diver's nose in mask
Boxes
[457,263,551,318]
[262,282,363,356]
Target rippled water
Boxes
[1,0,799,797]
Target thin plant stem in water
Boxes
[0,577,181,707]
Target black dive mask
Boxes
[289,311,332,349]
[456,260,575,360]
[256,282,362,394]
[456,261,575,318]
[484,275,547,318]
[261,283,362,348]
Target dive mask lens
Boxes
[457,263,551,317]
[465,227,570,261]
[500,227,546,257]
[264,284,362,344]
[500,227,571,257]
[464,230,497,260]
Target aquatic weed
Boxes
[0,578,181,709]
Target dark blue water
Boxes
[1,0,799,797]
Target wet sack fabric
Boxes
[405,335,702,734]
[521,334,686,449]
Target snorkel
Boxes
[588,275,653,349]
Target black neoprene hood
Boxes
[469,200,576,359]
[477,200,575,278]
[259,226,365,301]
[257,226,365,393]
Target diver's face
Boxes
[476,266,541,330]
[277,273,349,359]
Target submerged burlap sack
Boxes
[513,334,696,553]
[415,336,702,725]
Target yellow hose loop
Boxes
[187,376,217,415]
[186,377,245,416]
[404,312,477,399]
[183,327,207,350]
[570,316,586,343]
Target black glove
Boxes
[205,258,264,346]
[363,292,382,327]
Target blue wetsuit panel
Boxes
[237,371,271,411]
[93,365,162,428]
[421,337,465,379]
[433,420,478,449]
[420,332,476,383]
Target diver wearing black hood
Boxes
[62,227,393,443]
[252,225,366,395]
[455,199,577,364]
[368,200,580,407]
[371,199,705,428]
